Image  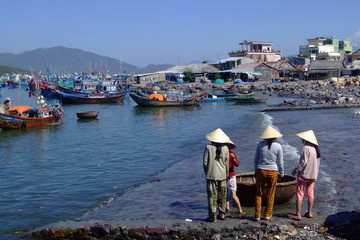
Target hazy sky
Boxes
[1,0,359,67]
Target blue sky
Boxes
[1,0,359,67]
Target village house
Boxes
[212,57,255,71]
[349,48,360,62]
[135,64,220,85]
[228,40,282,62]
[307,60,346,80]
[299,37,352,61]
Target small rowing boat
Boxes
[76,111,99,119]
[236,172,296,206]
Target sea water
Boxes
[0,87,359,239]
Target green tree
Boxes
[183,70,195,82]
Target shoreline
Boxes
[28,211,360,239]
[262,104,360,112]
[190,77,360,109]
[20,80,360,239]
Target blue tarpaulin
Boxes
[272,78,281,83]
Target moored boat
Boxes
[0,103,64,130]
[225,93,267,104]
[130,92,206,107]
[54,90,126,104]
[201,93,237,102]
[236,172,296,206]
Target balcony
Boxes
[228,49,282,57]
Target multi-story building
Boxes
[299,37,352,61]
[228,40,282,62]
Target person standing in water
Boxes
[290,130,321,220]
[254,126,284,221]
[203,128,234,222]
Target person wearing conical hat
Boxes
[290,130,321,220]
[203,128,233,222]
[254,126,284,221]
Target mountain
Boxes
[0,46,174,74]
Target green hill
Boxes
[0,65,27,74]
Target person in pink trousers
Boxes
[290,130,321,220]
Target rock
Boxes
[285,227,298,236]
[337,77,345,85]
[324,211,360,228]
[90,225,111,238]
[128,227,147,239]
[146,226,168,235]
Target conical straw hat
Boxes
[296,130,318,146]
[260,126,283,139]
[205,128,236,148]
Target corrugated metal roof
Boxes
[229,62,262,73]
[218,57,244,63]
[308,60,344,70]
[266,60,297,71]
[165,64,220,73]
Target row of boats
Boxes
[0,81,268,130]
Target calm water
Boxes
[1,87,360,239]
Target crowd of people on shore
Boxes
[202,126,321,223]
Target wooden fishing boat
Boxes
[76,111,99,119]
[54,90,126,104]
[228,97,268,104]
[130,92,206,107]
[0,103,64,130]
[201,93,237,102]
[56,85,90,96]
[236,172,296,206]
[225,93,267,104]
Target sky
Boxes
[1,0,360,67]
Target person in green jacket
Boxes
[203,128,235,222]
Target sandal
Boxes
[304,212,315,218]
[239,211,246,216]
[288,215,302,221]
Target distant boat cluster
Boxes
[0,70,269,130]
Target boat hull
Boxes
[230,98,268,104]
[236,172,296,206]
[130,92,206,107]
[55,91,125,104]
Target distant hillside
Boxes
[0,46,174,74]
[0,65,27,74]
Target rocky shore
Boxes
[28,211,360,240]
[190,76,360,108]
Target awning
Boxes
[239,71,262,76]
[9,106,33,114]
